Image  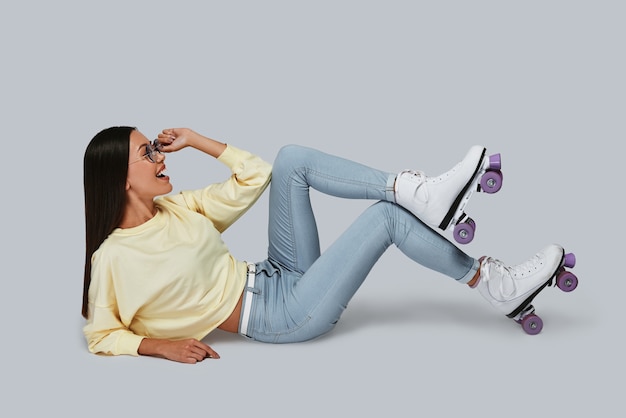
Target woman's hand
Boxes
[156,128,200,153]
[157,128,227,159]
[138,337,220,364]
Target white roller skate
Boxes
[473,244,579,334]
[394,145,503,244]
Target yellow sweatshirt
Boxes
[83,145,272,356]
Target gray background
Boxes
[1,1,622,416]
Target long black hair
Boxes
[82,126,135,318]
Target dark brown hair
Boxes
[82,126,135,318]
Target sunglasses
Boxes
[129,139,163,165]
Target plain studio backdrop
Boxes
[1,1,622,416]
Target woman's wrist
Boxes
[138,337,165,357]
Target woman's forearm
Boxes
[187,131,227,158]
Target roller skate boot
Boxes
[473,244,579,334]
[394,145,503,244]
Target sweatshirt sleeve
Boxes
[162,144,272,232]
[83,304,145,356]
[83,254,145,356]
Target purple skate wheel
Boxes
[521,314,543,335]
[564,253,576,268]
[489,153,502,171]
[556,271,578,292]
[454,221,475,244]
[480,170,503,194]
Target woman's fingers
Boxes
[192,340,220,359]
[177,339,220,363]
[202,344,220,359]
[157,128,190,152]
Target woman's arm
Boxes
[138,337,220,364]
[157,127,272,232]
[86,302,220,363]
[157,128,227,158]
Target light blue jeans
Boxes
[242,145,479,343]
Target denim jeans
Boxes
[242,145,479,343]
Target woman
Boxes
[82,126,576,363]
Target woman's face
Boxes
[126,130,172,201]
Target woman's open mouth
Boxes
[156,166,169,180]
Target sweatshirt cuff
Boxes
[117,333,145,356]
[216,144,239,167]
